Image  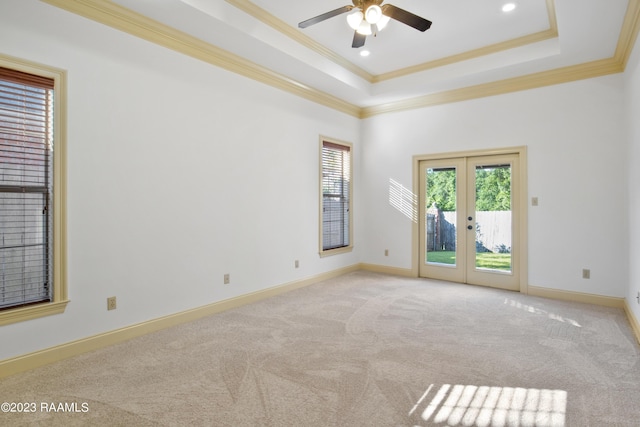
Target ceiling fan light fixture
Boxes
[364,4,383,24]
[376,14,391,31]
[298,2,432,48]
[347,11,364,30]
[356,20,372,36]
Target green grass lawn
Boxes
[427,251,511,271]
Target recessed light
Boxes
[502,3,516,12]
[360,50,370,57]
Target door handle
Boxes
[468,216,473,221]
[467,225,473,230]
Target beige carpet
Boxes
[1,271,639,426]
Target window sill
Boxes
[319,246,353,258]
[0,300,70,327]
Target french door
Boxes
[418,153,521,291]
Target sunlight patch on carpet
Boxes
[410,384,567,427]
[504,298,582,327]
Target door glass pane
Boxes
[425,167,457,265]
[474,164,512,272]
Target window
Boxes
[0,56,67,325]
[320,138,352,256]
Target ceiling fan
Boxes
[298,0,432,48]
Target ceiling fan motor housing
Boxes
[299,0,431,48]
[353,0,385,9]
[350,0,388,35]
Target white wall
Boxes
[360,76,628,297]
[0,0,361,361]
[624,37,640,324]
[1,0,636,363]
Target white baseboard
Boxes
[0,264,360,380]
[624,301,640,345]
[3,265,638,379]
[359,263,414,277]
[527,285,640,344]
[527,285,625,308]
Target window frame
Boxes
[319,136,353,257]
[0,54,68,326]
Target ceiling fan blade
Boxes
[298,5,354,29]
[352,31,366,48]
[381,4,432,32]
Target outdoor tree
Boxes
[426,168,456,211]
[426,166,511,212]
[475,166,511,211]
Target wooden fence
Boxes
[427,209,511,253]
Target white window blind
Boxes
[322,141,351,251]
[0,66,54,310]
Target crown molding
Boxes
[360,0,639,118]
[224,0,374,83]
[40,0,640,119]
[228,0,559,85]
[373,0,559,83]
[616,0,640,67]
[40,0,362,118]
[361,57,623,118]
[373,28,558,84]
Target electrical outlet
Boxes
[295,260,299,268]
[531,197,539,206]
[582,269,590,279]
[385,249,389,256]
[107,296,116,311]
[224,274,230,284]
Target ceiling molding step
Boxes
[224,0,374,83]
[40,0,362,118]
[360,58,624,118]
[373,29,558,83]
[545,0,558,34]
[38,0,640,119]
[616,0,640,67]
[374,0,559,83]
[226,0,560,85]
